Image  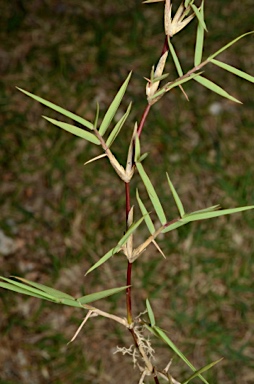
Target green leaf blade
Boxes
[13,277,75,300]
[0,277,59,302]
[191,2,207,32]
[166,173,185,218]
[106,102,132,148]
[136,189,155,235]
[183,205,254,222]
[211,59,254,83]
[99,72,132,136]
[208,31,254,61]
[85,247,117,275]
[16,87,93,129]
[136,162,167,225]
[146,299,156,327]
[194,0,205,66]
[183,358,223,384]
[153,326,209,384]
[42,116,100,145]
[85,216,145,275]
[194,75,242,103]
[78,286,128,304]
[168,38,183,77]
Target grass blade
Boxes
[42,116,100,144]
[208,31,254,61]
[194,75,242,103]
[99,72,132,136]
[12,277,74,299]
[191,2,207,31]
[166,173,185,218]
[136,189,155,234]
[106,102,132,148]
[183,205,254,222]
[0,277,59,302]
[146,299,156,327]
[115,216,145,250]
[136,162,167,225]
[185,205,220,216]
[168,38,183,77]
[86,216,145,275]
[183,358,223,384]
[93,102,100,130]
[153,326,210,384]
[210,59,254,83]
[85,247,119,275]
[194,0,205,66]
[0,280,56,301]
[16,87,93,129]
[78,286,129,304]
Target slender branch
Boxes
[137,104,151,138]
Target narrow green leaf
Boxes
[99,72,132,136]
[194,75,242,103]
[94,102,100,130]
[78,286,129,304]
[191,2,207,31]
[183,358,223,384]
[0,280,56,301]
[208,31,254,61]
[184,205,220,216]
[136,162,167,225]
[85,247,117,275]
[168,38,183,77]
[59,298,83,308]
[16,87,93,129]
[183,205,254,222]
[194,1,205,66]
[153,326,209,384]
[115,215,145,250]
[166,173,185,218]
[151,73,169,83]
[86,216,145,275]
[136,189,155,235]
[210,59,254,83]
[146,299,156,327]
[106,102,132,148]
[139,153,148,162]
[13,277,75,300]
[42,116,100,145]
[0,277,59,302]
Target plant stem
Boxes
[137,104,151,137]
[126,261,133,325]
[124,38,169,382]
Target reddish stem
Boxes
[137,104,151,138]
[124,36,169,383]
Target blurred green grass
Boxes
[0,0,254,383]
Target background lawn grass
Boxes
[0,1,254,383]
